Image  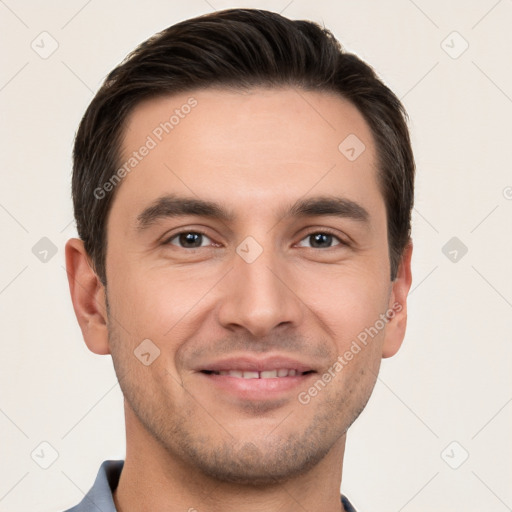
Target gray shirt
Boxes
[64,460,357,512]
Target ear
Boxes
[382,240,413,358]
[65,238,110,355]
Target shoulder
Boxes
[341,494,358,512]
[62,460,124,512]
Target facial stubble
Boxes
[105,294,380,486]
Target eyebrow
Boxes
[136,194,370,231]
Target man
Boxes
[64,8,414,512]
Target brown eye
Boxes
[167,232,212,248]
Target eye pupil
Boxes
[179,232,202,247]
[172,232,339,250]
[310,233,332,248]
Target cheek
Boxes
[109,263,218,340]
[298,265,390,337]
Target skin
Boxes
[66,87,413,512]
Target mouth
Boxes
[196,356,318,401]
[201,369,315,379]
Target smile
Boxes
[201,369,314,379]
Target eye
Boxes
[297,231,345,249]
[165,231,214,249]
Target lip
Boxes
[195,355,317,401]
[197,355,316,374]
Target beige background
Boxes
[1,1,511,511]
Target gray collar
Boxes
[65,460,357,512]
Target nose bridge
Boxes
[216,235,303,337]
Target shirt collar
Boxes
[65,460,122,512]
[66,460,357,512]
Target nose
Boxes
[216,242,304,338]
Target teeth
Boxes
[242,371,259,379]
[211,369,304,378]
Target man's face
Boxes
[102,87,407,483]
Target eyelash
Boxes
[163,229,349,249]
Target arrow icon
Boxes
[32,237,58,262]
[31,31,59,60]
[442,236,468,263]
[31,441,59,468]
[236,236,263,263]
[134,339,160,365]
[440,31,469,59]
[441,441,469,469]
[338,134,365,161]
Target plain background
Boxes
[1,1,511,511]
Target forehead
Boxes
[111,87,383,226]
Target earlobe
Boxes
[65,238,111,355]
[382,240,413,358]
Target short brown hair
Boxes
[72,8,415,283]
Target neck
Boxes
[114,403,347,512]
